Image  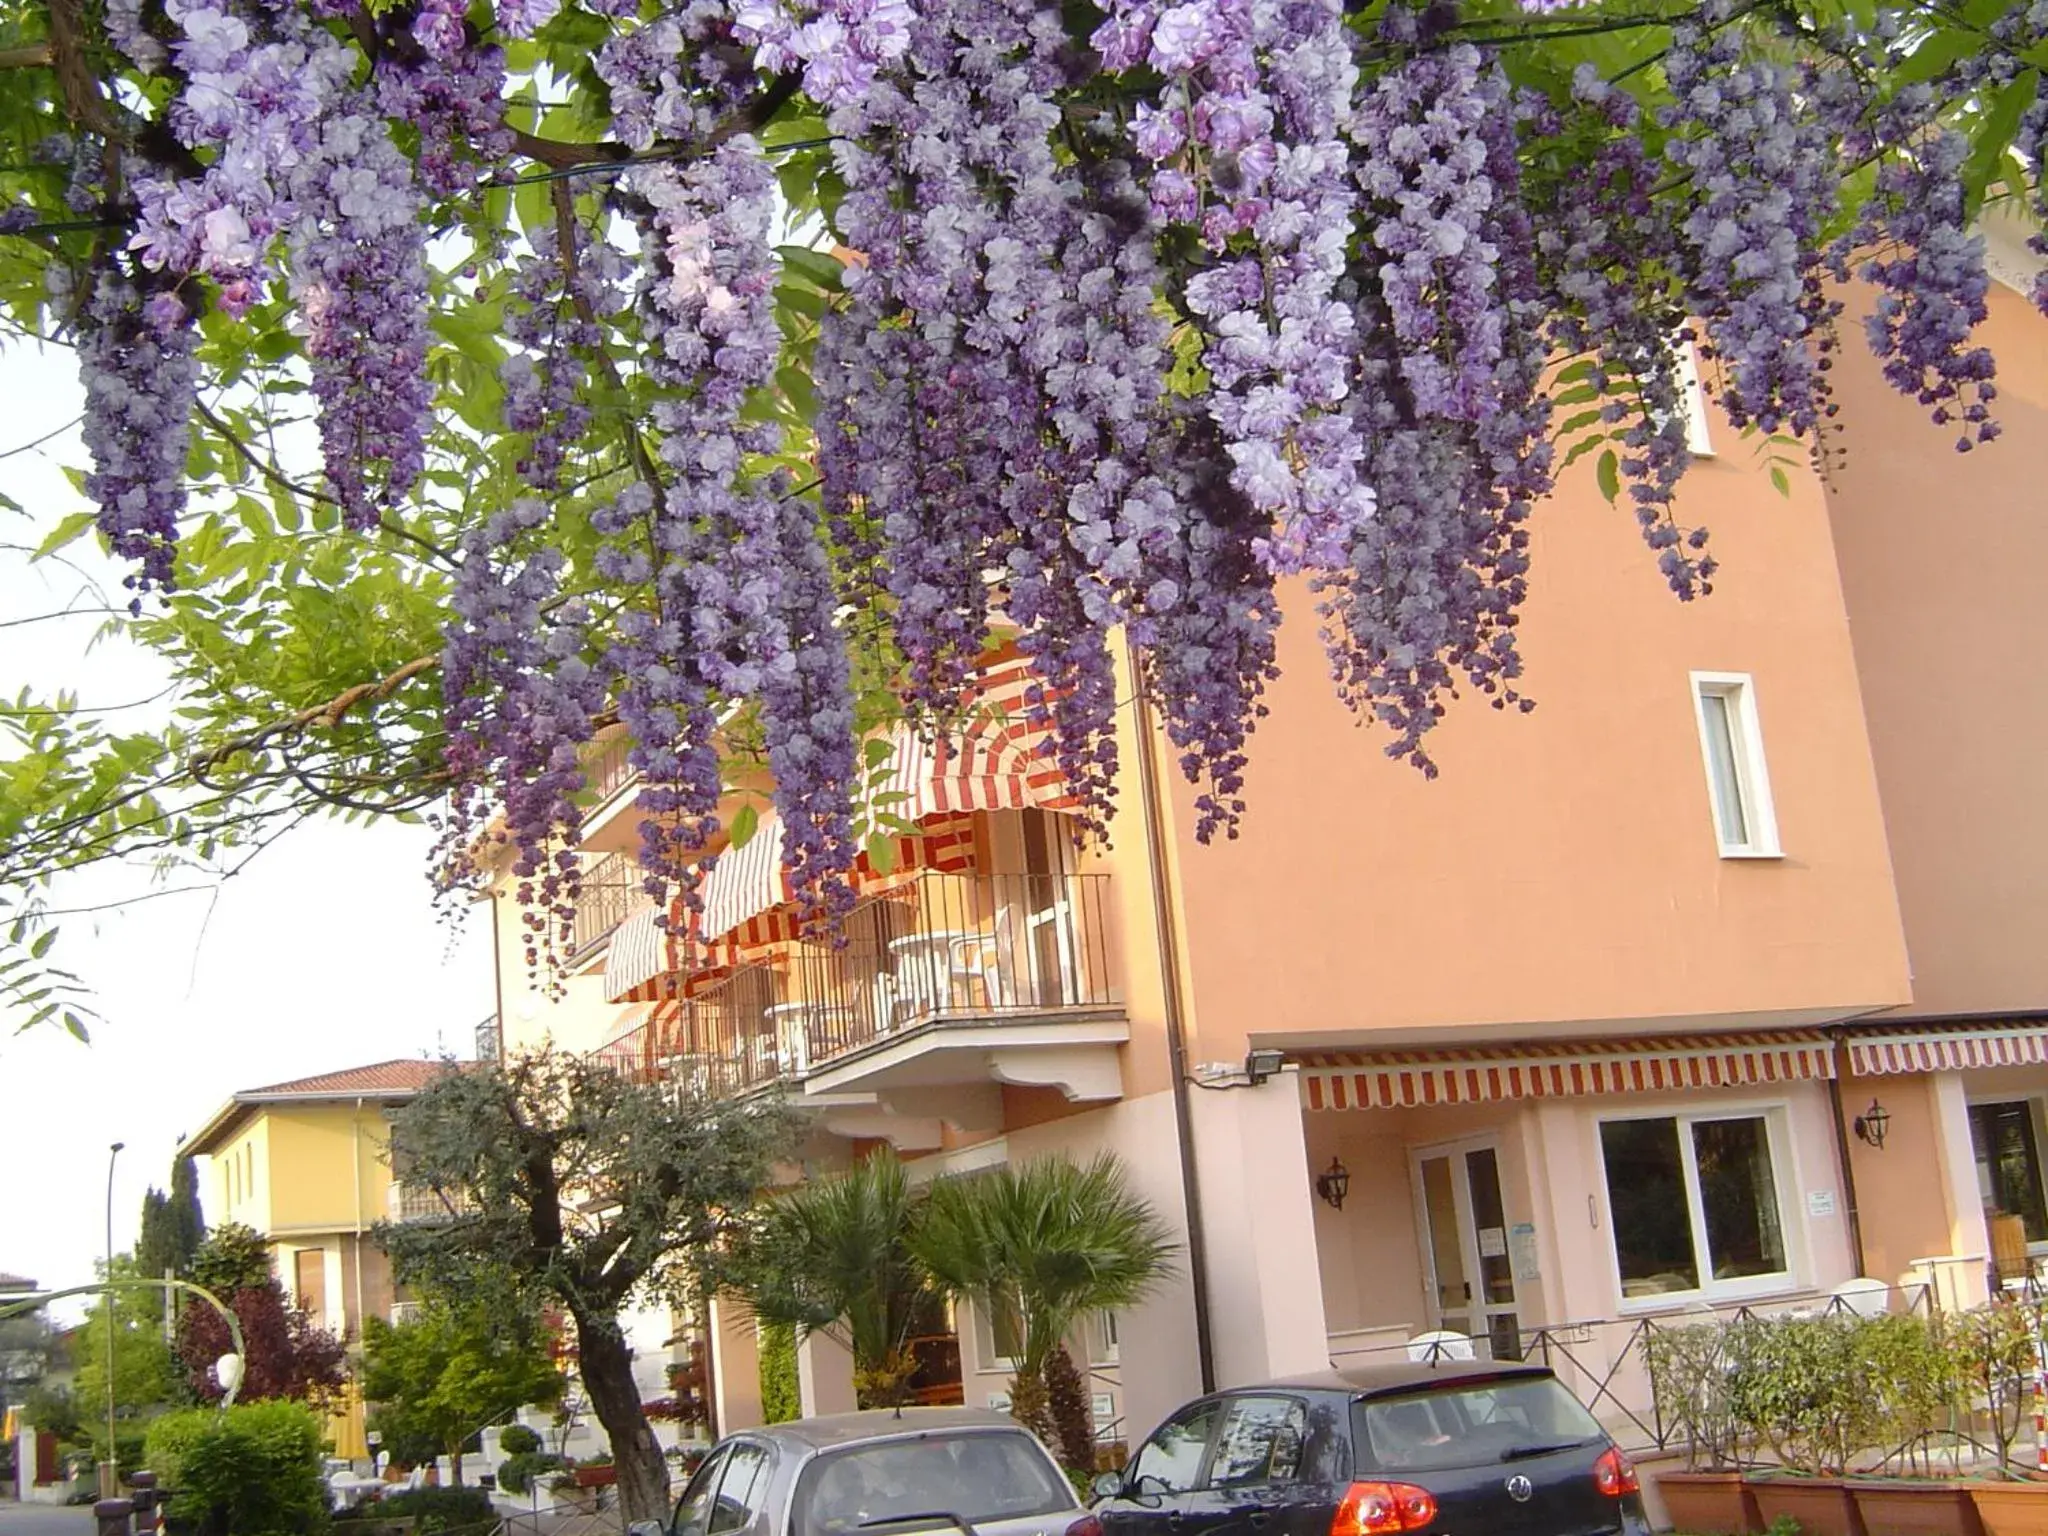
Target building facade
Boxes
[492,258,2048,1475]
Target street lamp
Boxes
[102,1140,125,1501]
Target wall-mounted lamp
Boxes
[1245,1049,1286,1085]
[1315,1157,1351,1210]
[1853,1099,1891,1150]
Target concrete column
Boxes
[1928,1072,1992,1306]
[710,1298,764,1434]
[796,1330,858,1417]
[1187,1067,1330,1387]
[94,1497,133,1536]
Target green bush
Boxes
[759,1322,799,1425]
[496,1424,541,1457]
[145,1400,328,1536]
[495,1451,567,1496]
[375,1485,494,1533]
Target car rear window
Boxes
[1355,1376,1606,1473]
[792,1430,1075,1536]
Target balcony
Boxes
[568,851,645,962]
[593,870,1127,1126]
[387,1183,472,1223]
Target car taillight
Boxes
[1333,1481,1438,1534]
[1065,1518,1104,1536]
[1593,1445,1639,1497]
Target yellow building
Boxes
[183,1059,451,1456]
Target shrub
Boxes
[375,1486,494,1533]
[758,1322,799,1425]
[145,1400,328,1536]
[495,1451,567,1496]
[496,1424,541,1457]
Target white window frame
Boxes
[1690,672,1781,859]
[967,1297,1021,1375]
[1672,338,1715,457]
[1964,1090,2048,1258]
[1597,1103,1802,1311]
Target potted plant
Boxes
[1845,1310,1985,1536]
[1646,1318,1759,1535]
[572,1454,617,1489]
[1955,1300,2048,1536]
[1730,1313,1870,1536]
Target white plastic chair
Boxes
[1405,1330,1476,1364]
[1831,1276,1892,1319]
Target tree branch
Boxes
[0,44,54,69]
[185,654,442,775]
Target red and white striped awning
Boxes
[1847,1021,2048,1077]
[604,898,741,1003]
[1299,1031,1837,1111]
[602,903,669,1004]
[699,808,979,946]
[697,654,1075,945]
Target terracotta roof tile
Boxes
[239,1059,452,1098]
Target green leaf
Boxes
[864,832,898,877]
[1596,449,1621,506]
[777,246,845,292]
[729,802,760,849]
[1769,465,1791,497]
[32,511,97,561]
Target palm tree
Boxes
[731,1147,931,1407]
[912,1153,1174,1463]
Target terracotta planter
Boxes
[572,1464,617,1489]
[1655,1470,1761,1535]
[1745,1476,1866,1536]
[1971,1480,2048,1536]
[1848,1479,1986,1536]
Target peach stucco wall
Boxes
[1148,392,1910,1058]
[1822,274,2048,1017]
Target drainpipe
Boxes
[1128,642,1216,1395]
[488,894,508,1060]
[352,1099,368,1338]
[1825,1031,1868,1279]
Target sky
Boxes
[0,336,496,1309]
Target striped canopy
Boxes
[1298,1030,1838,1111]
[1847,1020,2048,1076]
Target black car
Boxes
[1080,1363,1650,1536]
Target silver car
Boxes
[636,1409,1084,1536]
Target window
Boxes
[1969,1101,2048,1243]
[294,1250,327,1324]
[1690,674,1780,857]
[971,1296,1024,1368]
[1357,1377,1604,1474]
[1599,1112,1790,1301]
[709,1443,773,1536]
[794,1432,1071,1536]
[1207,1397,1308,1489]
[1129,1402,1222,1495]
[672,1449,730,1536]
[1092,1311,1119,1365]
[1671,338,1714,457]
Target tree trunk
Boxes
[574,1309,669,1526]
[450,1446,465,1485]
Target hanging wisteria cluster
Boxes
[22,0,2048,948]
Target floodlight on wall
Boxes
[1245,1049,1286,1085]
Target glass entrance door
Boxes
[1411,1138,1522,1360]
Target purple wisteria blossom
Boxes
[78,272,199,608]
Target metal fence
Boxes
[580,736,639,815]
[569,852,643,959]
[1330,1283,1950,1463]
[595,870,1117,1097]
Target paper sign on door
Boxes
[1478,1226,1508,1258]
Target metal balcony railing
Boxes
[592,870,1116,1097]
[569,851,641,958]
[581,735,638,817]
[387,1184,472,1223]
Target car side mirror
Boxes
[1089,1473,1124,1503]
